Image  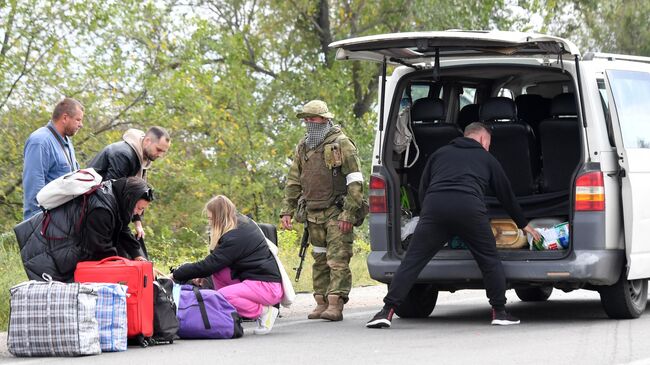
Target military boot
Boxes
[320,295,344,321]
[307,294,328,319]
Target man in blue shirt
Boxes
[22,98,84,219]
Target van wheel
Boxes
[515,287,553,302]
[599,272,648,319]
[394,284,438,318]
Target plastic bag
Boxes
[527,222,570,251]
[401,216,419,241]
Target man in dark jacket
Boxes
[14,177,154,282]
[366,122,541,329]
[88,127,171,182]
[88,126,170,257]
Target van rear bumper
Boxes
[367,249,625,287]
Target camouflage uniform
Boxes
[281,127,364,302]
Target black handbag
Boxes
[151,277,179,344]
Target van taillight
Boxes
[369,175,387,213]
[575,171,605,211]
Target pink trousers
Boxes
[212,267,283,318]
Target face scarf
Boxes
[305,120,333,149]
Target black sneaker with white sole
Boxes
[491,309,520,325]
[366,306,395,329]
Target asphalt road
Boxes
[2,285,650,365]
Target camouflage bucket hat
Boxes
[296,100,334,119]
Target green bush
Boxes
[147,226,208,271]
[276,227,376,293]
[0,231,27,331]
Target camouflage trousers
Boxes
[307,207,354,300]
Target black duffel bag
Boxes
[151,276,179,344]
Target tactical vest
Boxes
[299,130,348,210]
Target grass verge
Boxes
[0,232,27,332]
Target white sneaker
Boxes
[254,305,279,335]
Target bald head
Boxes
[464,122,491,151]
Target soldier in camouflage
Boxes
[280,100,365,322]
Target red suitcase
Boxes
[75,256,154,340]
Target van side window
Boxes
[597,78,616,147]
[410,85,430,103]
[497,88,513,99]
[606,70,650,148]
[460,87,476,108]
[401,84,436,112]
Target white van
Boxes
[330,31,650,319]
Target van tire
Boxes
[599,272,648,319]
[515,287,553,302]
[394,284,438,318]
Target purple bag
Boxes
[176,285,243,339]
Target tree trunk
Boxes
[316,0,333,68]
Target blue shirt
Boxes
[23,121,79,219]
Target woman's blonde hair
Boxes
[204,195,238,251]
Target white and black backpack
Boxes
[35,168,103,238]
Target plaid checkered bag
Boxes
[7,275,101,357]
[87,283,128,352]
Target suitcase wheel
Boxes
[136,335,148,348]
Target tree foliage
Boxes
[524,0,650,56]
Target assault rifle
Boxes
[294,227,309,282]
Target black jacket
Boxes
[14,179,146,282]
[88,139,146,229]
[173,214,281,283]
[420,137,527,228]
[88,141,141,181]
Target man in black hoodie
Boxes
[366,122,541,328]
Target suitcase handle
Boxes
[97,256,130,265]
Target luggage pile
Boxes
[8,255,249,358]
[7,257,179,357]
[447,219,570,251]
[448,219,528,250]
